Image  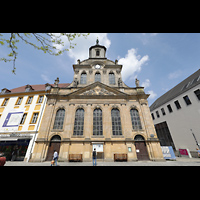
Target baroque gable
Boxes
[80,86,116,96]
[66,82,128,99]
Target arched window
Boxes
[109,72,115,85]
[53,109,65,130]
[130,108,142,130]
[93,108,103,135]
[95,72,101,82]
[73,108,84,135]
[111,108,122,135]
[80,72,87,84]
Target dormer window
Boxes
[25,84,34,92]
[45,83,52,91]
[1,88,11,94]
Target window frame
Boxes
[130,108,142,130]
[194,89,200,100]
[73,108,85,136]
[111,108,122,136]
[37,95,44,104]
[1,98,9,106]
[109,72,115,85]
[183,95,192,106]
[20,113,27,125]
[174,100,181,110]
[95,72,101,82]
[15,97,23,105]
[53,109,65,130]
[80,72,87,84]
[93,108,103,136]
[26,96,33,104]
[30,112,39,124]
[167,104,173,113]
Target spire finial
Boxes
[96,37,99,45]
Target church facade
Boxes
[31,40,164,162]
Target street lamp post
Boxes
[190,129,200,149]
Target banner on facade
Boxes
[1,109,25,132]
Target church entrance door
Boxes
[134,135,149,161]
[46,135,61,161]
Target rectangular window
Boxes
[183,95,192,105]
[16,97,23,105]
[174,100,181,109]
[96,50,100,56]
[2,98,9,106]
[95,73,101,82]
[80,73,87,84]
[20,113,27,124]
[93,109,103,136]
[109,73,115,85]
[26,96,33,104]
[30,112,39,124]
[194,89,200,100]
[161,108,166,116]
[156,111,160,118]
[111,109,122,135]
[37,95,44,103]
[73,109,84,136]
[151,113,155,120]
[167,104,173,113]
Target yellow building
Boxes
[0,84,49,161]
[31,40,164,162]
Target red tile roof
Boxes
[8,83,70,94]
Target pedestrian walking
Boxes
[51,150,58,166]
[93,148,97,166]
[196,148,200,158]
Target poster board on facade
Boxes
[92,143,103,152]
[1,109,25,132]
[161,146,176,160]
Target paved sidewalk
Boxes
[4,157,200,166]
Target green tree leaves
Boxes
[0,33,89,74]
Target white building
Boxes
[0,83,67,161]
[150,69,200,157]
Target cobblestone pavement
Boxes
[4,157,200,166]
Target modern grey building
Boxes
[150,69,200,157]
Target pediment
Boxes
[68,82,128,98]
[80,86,116,96]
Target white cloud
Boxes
[51,33,111,63]
[147,90,157,99]
[142,33,158,36]
[141,79,151,88]
[41,74,51,83]
[119,48,149,81]
[168,70,183,79]
[141,79,157,100]
[57,33,110,63]
[150,33,158,36]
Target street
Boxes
[4,157,200,166]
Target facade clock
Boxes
[95,64,101,69]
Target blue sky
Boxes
[1,33,200,106]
